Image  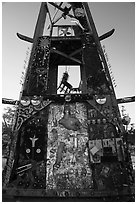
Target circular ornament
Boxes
[39,37,50,49]
[31,96,41,106]
[36,148,41,153]
[75,8,85,17]
[96,96,107,105]
[122,115,131,125]
[91,119,96,124]
[65,94,71,102]
[97,119,101,124]
[20,97,30,106]
[26,148,31,153]
[102,118,107,124]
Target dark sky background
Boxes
[2,2,135,124]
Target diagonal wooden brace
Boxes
[51,48,82,64]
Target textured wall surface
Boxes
[3,102,133,198]
[46,102,93,196]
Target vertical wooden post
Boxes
[82,2,123,122]
[22,3,48,95]
[82,3,115,95]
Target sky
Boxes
[2,2,135,124]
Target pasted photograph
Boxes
[2,2,135,202]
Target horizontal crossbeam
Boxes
[17,29,115,44]
[2,95,135,105]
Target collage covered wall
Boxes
[46,102,93,196]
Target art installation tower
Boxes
[3,2,134,201]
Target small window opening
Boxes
[57,65,81,94]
